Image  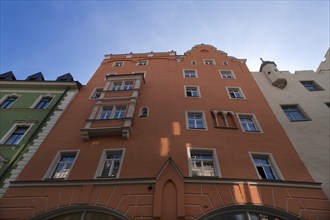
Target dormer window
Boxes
[204,59,215,65]
[113,61,124,67]
[137,60,148,66]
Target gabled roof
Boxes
[0,71,16,81]
[56,73,74,82]
[25,72,45,81]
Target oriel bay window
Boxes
[111,81,134,91]
[100,106,127,119]
[81,73,144,141]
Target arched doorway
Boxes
[197,205,302,220]
[28,205,131,220]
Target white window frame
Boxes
[249,152,283,180]
[43,150,79,180]
[112,61,124,67]
[98,105,127,120]
[0,123,34,145]
[185,111,208,130]
[95,149,125,179]
[30,94,54,109]
[226,87,245,99]
[203,59,216,65]
[184,85,201,98]
[237,113,262,133]
[89,87,103,99]
[183,69,198,78]
[110,81,134,91]
[0,94,20,109]
[187,148,221,177]
[220,70,236,79]
[137,60,148,66]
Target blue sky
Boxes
[1,1,329,85]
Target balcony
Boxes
[81,117,133,141]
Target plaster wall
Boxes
[252,69,330,198]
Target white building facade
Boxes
[252,49,330,198]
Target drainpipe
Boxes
[0,86,70,184]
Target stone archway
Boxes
[197,205,302,220]
[28,205,131,220]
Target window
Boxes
[99,106,126,120]
[111,81,134,91]
[281,105,309,121]
[220,70,235,79]
[0,96,17,108]
[49,152,77,179]
[97,150,123,178]
[139,107,149,117]
[112,61,123,67]
[185,86,200,97]
[252,154,279,180]
[189,149,218,177]
[90,88,103,99]
[191,60,196,65]
[184,70,198,78]
[114,106,126,119]
[227,87,245,99]
[3,126,29,145]
[123,81,133,90]
[186,112,206,129]
[300,81,323,91]
[204,59,215,65]
[100,107,113,119]
[238,114,261,132]
[137,60,148,66]
[223,61,229,65]
[211,110,238,129]
[35,97,52,109]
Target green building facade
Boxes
[0,71,81,197]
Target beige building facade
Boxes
[252,49,330,198]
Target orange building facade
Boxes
[0,44,329,220]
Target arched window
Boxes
[211,110,237,129]
[139,107,149,117]
[29,205,130,220]
[198,205,302,220]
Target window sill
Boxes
[288,119,311,122]
[214,126,238,130]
